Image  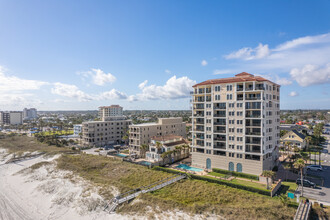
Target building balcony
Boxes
[193,114,205,117]
[214,113,226,117]
[245,114,261,118]
[214,122,226,125]
[214,145,226,150]
[195,127,205,132]
[245,96,261,100]
[246,132,261,136]
[214,129,226,134]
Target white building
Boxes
[129,118,187,155]
[98,105,123,121]
[0,111,23,125]
[73,124,82,136]
[191,72,280,175]
[146,135,187,162]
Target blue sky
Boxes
[0,0,330,110]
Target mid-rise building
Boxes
[82,118,131,147]
[82,105,131,147]
[98,105,123,121]
[129,117,186,154]
[191,72,280,175]
[0,111,23,125]
[23,108,37,120]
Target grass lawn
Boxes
[208,172,229,178]
[38,130,74,136]
[231,178,267,189]
[281,181,297,194]
[0,135,74,156]
[208,172,267,189]
[55,154,296,219]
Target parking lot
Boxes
[295,134,330,203]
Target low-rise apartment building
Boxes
[129,117,186,154]
[191,72,280,175]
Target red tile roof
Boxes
[193,72,279,87]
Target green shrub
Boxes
[153,166,270,196]
[212,168,259,180]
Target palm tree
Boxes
[294,158,305,197]
[262,170,275,190]
[140,144,148,158]
[155,141,162,154]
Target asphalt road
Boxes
[295,134,330,203]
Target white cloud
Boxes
[0,93,43,110]
[138,80,148,89]
[275,77,292,86]
[134,76,196,101]
[0,66,48,109]
[254,73,293,86]
[222,33,330,87]
[290,63,330,87]
[51,83,93,102]
[225,43,270,60]
[201,60,208,66]
[99,89,127,100]
[289,91,299,97]
[165,69,172,74]
[78,68,116,86]
[0,68,48,92]
[275,33,330,51]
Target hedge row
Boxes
[153,166,186,175]
[153,166,270,196]
[212,168,259,180]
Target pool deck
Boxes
[169,162,207,175]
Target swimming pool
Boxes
[176,164,203,172]
[139,161,152,166]
[115,153,128,158]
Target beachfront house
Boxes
[146,135,188,163]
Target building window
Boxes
[227,85,233,91]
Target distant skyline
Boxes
[1,0,330,111]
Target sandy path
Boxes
[0,157,48,220]
[0,155,131,220]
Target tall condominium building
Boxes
[0,111,23,125]
[98,105,123,121]
[129,117,187,154]
[82,105,131,147]
[191,72,280,175]
[23,108,37,120]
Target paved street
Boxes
[295,134,330,203]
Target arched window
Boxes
[206,158,211,169]
[237,163,242,172]
[229,162,234,171]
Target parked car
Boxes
[306,165,323,171]
[296,179,316,188]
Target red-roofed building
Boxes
[191,72,280,175]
